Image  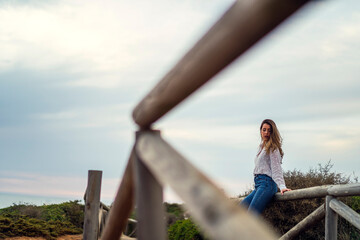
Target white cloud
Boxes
[0,0,233,88]
[0,171,86,198]
[0,170,120,202]
[36,111,79,120]
[162,120,258,149]
[319,138,354,152]
[32,104,132,129]
[304,101,360,118]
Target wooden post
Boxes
[101,151,135,240]
[329,198,360,230]
[325,195,338,240]
[83,170,102,240]
[134,130,167,240]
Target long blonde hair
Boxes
[260,119,284,158]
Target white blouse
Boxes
[253,147,287,190]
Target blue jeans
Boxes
[240,174,278,215]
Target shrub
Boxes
[165,203,184,218]
[0,214,82,240]
[18,205,44,219]
[59,200,84,228]
[0,200,84,239]
[168,219,205,240]
[164,203,185,227]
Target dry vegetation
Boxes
[261,161,360,240]
[0,201,83,240]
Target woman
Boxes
[241,119,291,214]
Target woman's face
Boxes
[261,123,271,142]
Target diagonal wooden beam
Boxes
[101,149,136,240]
[279,204,325,240]
[133,0,310,128]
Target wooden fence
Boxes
[83,169,360,239]
[234,183,360,239]
[83,170,137,240]
[276,183,360,240]
[80,0,360,239]
[83,170,102,240]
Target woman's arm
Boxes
[270,149,291,194]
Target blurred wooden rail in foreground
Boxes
[82,0,360,239]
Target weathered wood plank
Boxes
[273,183,360,201]
[83,170,103,240]
[279,204,325,240]
[328,183,360,197]
[101,150,135,240]
[325,196,338,240]
[329,198,360,230]
[274,185,330,201]
[124,218,137,238]
[134,130,167,240]
[132,0,310,128]
[135,130,278,240]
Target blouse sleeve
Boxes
[270,149,287,190]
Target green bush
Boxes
[168,219,205,240]
[0,214,81,240]
[0,200,84,240]
[59,200,84,228]
[165,202,185,227]
[165,203,184,218]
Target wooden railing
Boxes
[84,172,360,239]
[92,0,360,239]
[276,183,360,240]
[235,183,360,239]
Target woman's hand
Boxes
[281,188,292,195]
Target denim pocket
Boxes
[255,175,270,188]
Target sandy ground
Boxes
[4,235,135,240]
[4,235,82,240]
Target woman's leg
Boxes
[240,189,256,209]
[248,175,277,214]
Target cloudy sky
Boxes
[1,0,359,205]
